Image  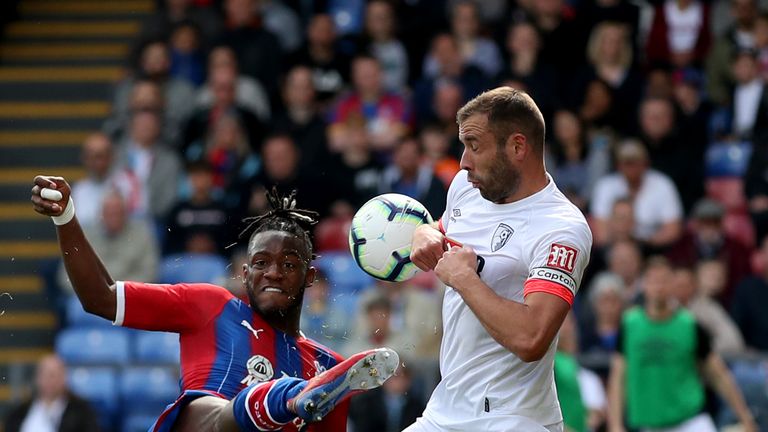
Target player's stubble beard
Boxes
[478,146,521,204]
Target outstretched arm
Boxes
[31,175,116,320]
[703,353,757,432]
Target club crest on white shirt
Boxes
[491,223,514,252]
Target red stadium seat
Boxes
[723,212,756,249]
[706,177,747,212]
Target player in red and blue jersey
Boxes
[32,176,399,432]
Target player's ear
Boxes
[510,133,527,160]
[242,263,249,280]
[305,266,317,287]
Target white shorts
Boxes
[641,413,717,432]
[402,414,564,432]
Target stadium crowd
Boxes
[11,0,768,431]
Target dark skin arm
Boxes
[31,175,116,320]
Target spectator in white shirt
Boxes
[730,48,767,141]
[591,139,683,248]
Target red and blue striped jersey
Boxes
[114,281,348,431]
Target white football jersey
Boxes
[422,170,592,431]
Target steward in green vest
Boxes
[607,257,758,432]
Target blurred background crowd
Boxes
[4,0,768,431]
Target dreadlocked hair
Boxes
[239,187,320,260]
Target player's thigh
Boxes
[173,395,234,432]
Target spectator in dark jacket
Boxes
[4,355,100,432]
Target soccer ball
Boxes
[348,194,433,282]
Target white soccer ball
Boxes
[348,194,434,282]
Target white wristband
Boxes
[51,198,75,226]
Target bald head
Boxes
[35,354,68,402]
[82,133,113,180]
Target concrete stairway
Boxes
[0,0,151,419]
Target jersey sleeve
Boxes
[524,223,592,306]
[113,281,234,333]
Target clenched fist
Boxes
[31,176,71,217]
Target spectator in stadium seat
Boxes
[168,20,206,87]
[217,0,282,100]
[718,49,768,144]
[288,14,350,104]
[342,295,411,360]
[258,0,302,54]
[499,20,557,122]
[110,40,196,147]
[137,0,222,51]
[547,109,610,212]
[413,33,489,124]
[299,269,351,353]
[361,0,409,92]
[744,132,768,244]
[183,66,268,155]
[328,55,412,154]
[526,0,588,80]
[325,118,384,207]
[645,0,711,69]
[160,231,229,284]
[606,239,644,303]
[245,134,337,218]
[673,266,745,355]
[705,0,759,107]
[273,65,330,171]
[58,193,159,294]
[756,12,768,79]
[184,111,260,210]
[732,237,768,351]
[69,133,119,228]
[638,96,703,212]
[579,272,626,355]
[671,68,711,178]
[351,278,442,362]
[591,139,683,250]
[430,1,502,78]
[104,79,183,147]
[164,161,230,255]
[348,363,425,432]
[380,137,447,219]
[667,198,753,305]
[117,108,182,220]
[608,257,757,432]
[570,21,643,136]
[576,79,620,136]
[195,46,270,122]
[4,355,100,432]
[420,123,460,189]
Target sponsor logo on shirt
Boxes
[546,243,578,273]
[241,320,265,339]
[491,223,514,252]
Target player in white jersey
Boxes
[406,87,593,432]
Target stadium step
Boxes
[0,147,81,167]
[0,167,85,185]
[19,0,153,16]
[0,275,44,294]
[0,130,90,147]
[5,20,140,39]
[0,0,152,415]
[0,43,129,62]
